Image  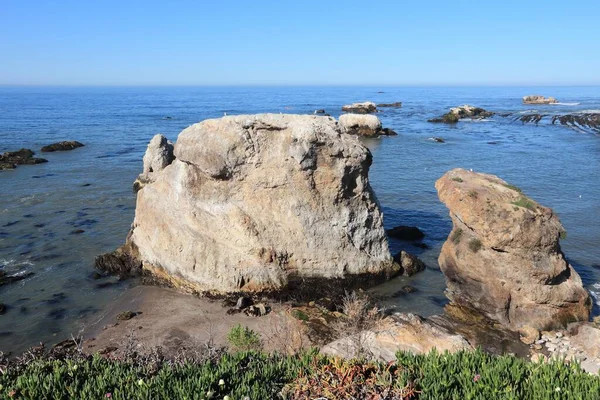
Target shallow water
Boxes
[1,86,599,353]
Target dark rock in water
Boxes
[314,109,326,114]
[0,331,13,337]
[163,116,173,120]
[116,310,137,321]
[518,114,545,124]
[413,242,430,249]
[81,183,92,187]
[387,225,425,241]
[377,102,402,108]
[393,251,426,276]
[23,214,34,218]
[430,137,445,143]
[0,303,6,315]
[0,149,48,169]
[0,271,34,286]
[342,102,377,114]
[90,271,103,280]
[4,220,20,227]
[429,105,493,124]
[380,127,398,136]
[70,229,85,235]
[95,242,142,279]
[41,141,84,152]
[487,141,499,145]
[552,113,600,133]
[33,223,45,228]
[391,285,418,298]
[428,113,459,124]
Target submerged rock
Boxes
[338,114,396,137]
[133,134,175,192]
[0,149,47,170]
[386,225,425,241]
[106,114,396,293]
[341,101,377,114]
[436,168,591,332]
[41,141,84,152]
[523,95,558,104]
[320,313,471,361]
[393,251,426,276]
[377,102,402,108]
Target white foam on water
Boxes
[553,102,580,106]
[590,283,600,306]
[575,110,600,114]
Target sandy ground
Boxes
[82,285,310,357]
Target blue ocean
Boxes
[1,85,599,353]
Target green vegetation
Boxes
[452,177,464,183]
[560,230,568,240]
[502,183,523,193]
[451,228,463,244]
[291,309,309,321]
[443,112,459,123]
[468,190,478,199]
[1,349,599,399]
[469,238,483,253]
[511,197,537,211]
[227,325,262,352]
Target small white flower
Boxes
[206,391,215,399]
[72,364,78,371]
[219,379,225,386]
[555,387,561,392]
[223,396,231,400]
[137,378,144,386]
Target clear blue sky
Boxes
[1,0,599,86]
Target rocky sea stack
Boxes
[436,168,591,332]
[428,105,494,124]
[338,114,397,137]
[99,114,397,293]
[341,101,377,114]
[523,95,558,105]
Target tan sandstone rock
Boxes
[523,95,559,105]
[320,313,471,361]
[436,168,591,332]
[119,114,396,293]
[339,114,383,137]
[133,134,174,192]
[341,101,377,114]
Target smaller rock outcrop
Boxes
[428,105,494,124]
[436,169,591,332]
[133,134,175,192]
[377,102,402,108]
[0,149,48,170]
[321,313,471,361]
[393,251,426,276]
[41,141,84,152]
[386,225,425,241]
[523,95,558,105]
[338,114,396,137]
[342,102,377,114]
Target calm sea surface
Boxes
[1,86,599,353]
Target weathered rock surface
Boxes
[341,101,377,114]
[41,141,84,152]
[338,114,395,137]
[0,149,48,170]
[133,134,175,192]
[377,102,402,108]
[109,114,396,293]
[320,313,471,361]
[393,251,426,276]
[428,105,493,124]
[523,95,558,105]
[436,169,591,332]
[514,112,600,134]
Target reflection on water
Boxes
[1,86,599,353]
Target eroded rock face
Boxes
[523,95,558,104]
[133,134,175,192]
[120,114,396,293]
[320,313,471,361]
[436,168,591,332]
[341,102,377,114]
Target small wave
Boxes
[590,283,600,306]
[575,110,600,114]
[553,102,581,106]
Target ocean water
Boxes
[1,86,599,353]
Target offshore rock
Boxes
[133,134,175,192]
[428,105,494,124]
[377,102,402,108]
[41,141,84,152]
[523,95,558,104]
[114,114,396,293]
[393,251,426,276]
[338,114,395,137]
[436,168,591,332]
[341,101,377,114]
[0,149,48,170]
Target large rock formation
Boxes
[341,102,377,114]
[133,134,175,192]
[107,114,396,293]
[523,95,558,104]
[338,114,396,137]
[436,169,591,332]
[321,313,471,361]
